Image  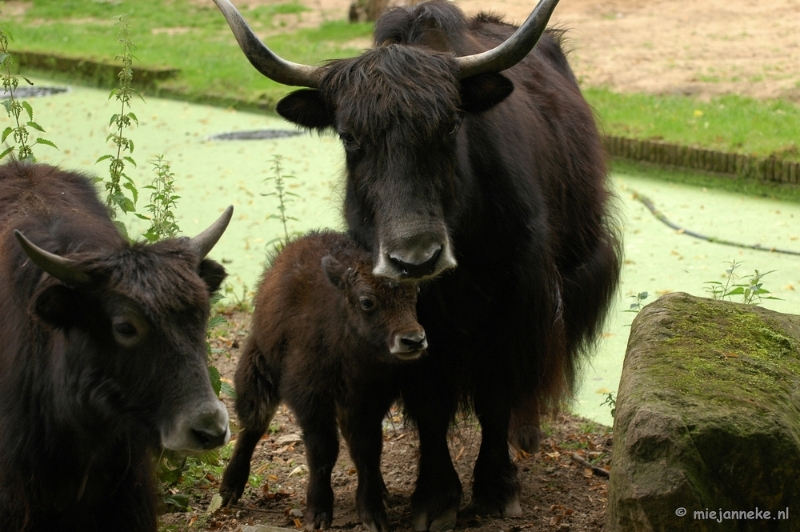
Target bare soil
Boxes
[159,310,611,532]
[223,0,800,102]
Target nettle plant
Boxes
[704,260,781,305]
[4,13,238,508]
[0,26,57,161]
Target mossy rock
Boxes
[608,292,800,531]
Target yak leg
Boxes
[509,395,543,454]
[403,369,462,532]
[297,399,340,531]
[220,425,270,506]
[339,394,394,532]
[472,394,521,517]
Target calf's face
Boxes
[322,255,426,361]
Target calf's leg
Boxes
[296,400,340,531]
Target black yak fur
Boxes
[0,161,229,532]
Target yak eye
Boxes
[114,321,137,338]
[447,115,463,136]
[359,296,377,312]
[339,131,361,151]
[111,315,146,348]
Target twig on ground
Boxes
[570,452,610,477]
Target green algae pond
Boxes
[11,79,800,425]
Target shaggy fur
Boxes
[0,161,228,532]
[220,231,424,532]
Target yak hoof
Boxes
[412,507,457,532]
[503,496,523,517]
[362,515,390,532]
[510,424,543,454]
[304,511,332,531]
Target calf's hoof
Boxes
[475,494,522,518]
[219,469,247,507]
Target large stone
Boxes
[608,292,800,531]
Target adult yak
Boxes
[213,0,621,529]
[0,161,232,531]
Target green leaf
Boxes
[1,126,12,143]
[163,493,190,511]
[128,111,139,125]
[21,76,33,86]
[113,220,129,238]
[1,99,12,113]
[22,101,33,121]
[123,155,137,167]
[96,154,113,163]
[220,381,237,399]
[208,314,227,329]
[208,365,222,397]
[122,181,138,204]
[0,53,9,66]
[34,138,58,150]
[0,146,14,161]
[26,121,44,132]
[207,494,223,515]
[129,139,135,153]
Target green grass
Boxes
[1,0,372,106]
[2,0,799,161]
[611,158,800,204]
[587,88,800,162]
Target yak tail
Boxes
[232,338,282,433]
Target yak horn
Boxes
[14,230,92,287]
[213,0,322,88]
[189,205,234,260]
[455,0,559,80]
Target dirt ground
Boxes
[224,0,800,102]
[159,310,611,532]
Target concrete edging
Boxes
[603,135,800,184]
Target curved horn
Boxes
[14,230,92,286]
[213,0,322,88]
[190,205,234,260]
[455,0,559,80]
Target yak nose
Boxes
[390,247,441,278]
[391,329,428,358]
[374,233,457,280]
[162,401,230,452]
[192,423,229,450]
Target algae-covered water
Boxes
[11,80,800,425]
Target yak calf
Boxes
[220,231,426,532]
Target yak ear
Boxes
[198,259,227,294]
[33,284,82,328]
[321,255,347,288]
[276,89,333,130]
[459,73,514,114]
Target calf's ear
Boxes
[33,285,83,328]
[198,259,227,294]
[459,73,514,114]
[321,255,347,288]
[276,89,333,130]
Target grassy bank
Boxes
[1,0,799,162]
